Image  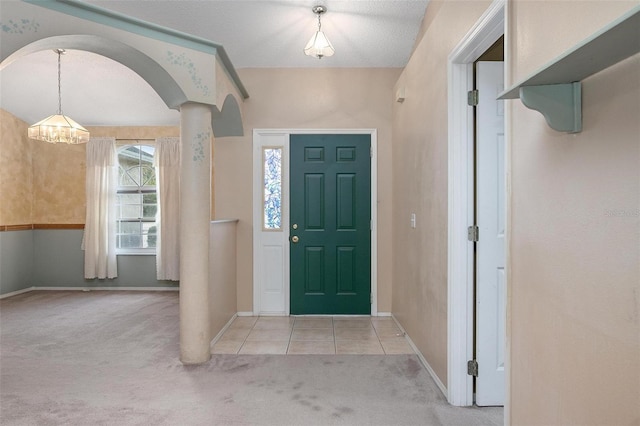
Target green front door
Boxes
[290,134,371,315]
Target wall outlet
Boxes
[410,213,416,229]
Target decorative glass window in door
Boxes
[263,147,282,230]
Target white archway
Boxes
[1,35,188,111]
[1,0,248,364]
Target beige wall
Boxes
[0,109,33,226]
[214,68,400,313]
[0,118,180,225]
[209,220,238,341]
[508,1,639,424]
[391,0,491,386]
[392,5,639,422]
[31,134,86,224]
[36,126,179,224]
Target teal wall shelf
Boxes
[499,6,640,133]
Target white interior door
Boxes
[475,61,505,406]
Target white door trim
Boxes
[253,129,378,316]
[447,0,506,407]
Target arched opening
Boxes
[1,35,187,112]
[1,49,179,127]
[1,30,245,366]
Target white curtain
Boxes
[83,137,118,279]
[155,137,181,281]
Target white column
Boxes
[179,102,212,364]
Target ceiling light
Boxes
[28,49,89,144]
[304,5,335,59]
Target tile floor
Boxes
[211,316,416,355]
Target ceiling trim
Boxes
[24,0,249,99]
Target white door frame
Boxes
[253,129,378,316]
[447,0,506,407]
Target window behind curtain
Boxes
[116,144,157,253]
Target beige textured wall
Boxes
[209,220,238,341]
[0,109,33,225]
[391,0,491,386]
[0,121,180,225]
[32,135,86,224]
[508,2,640,424]
[31,126,178,224]
[214,68,400,313]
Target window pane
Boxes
[119,168,139,187]
[142,193,157,219]
[139,146,155,166]
[118,234,141,249]
[142,193,157,204]
[118,193,142,204]
[143,223,157,248]
[119,145,142,159]
[142,204,157,219]
[141,165,156,186]
[120,221,140,234]
[118,219,142,249]
[263,147,282,230]
[119,145,143,186]
[118,146,141,166]
[120,204,141,219]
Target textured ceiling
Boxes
[0,1,429,127]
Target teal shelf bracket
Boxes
[499,7,639,134]
[519,83,582,133]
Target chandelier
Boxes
[304,6,335,59]
[28,49,89,144]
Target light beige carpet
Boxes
[0,291,502,425]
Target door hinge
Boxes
[370,146,373,158]
[467,90,479,106]
[370,293,373,304]
[467,225,479,242]
[467,359,478,377]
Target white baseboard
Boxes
[35,286,179,292]
[0,286,179,299]
[0,287,36,299]
[391,314,448,397]
[210,314,238,348]
[239,312,392,317]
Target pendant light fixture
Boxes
[28,49,89,144]
[304,5,335,59]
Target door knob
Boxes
[291,236,299,243]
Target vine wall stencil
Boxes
[166,51,211,97]
[191,132,209,163]
[1,18,40,34]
